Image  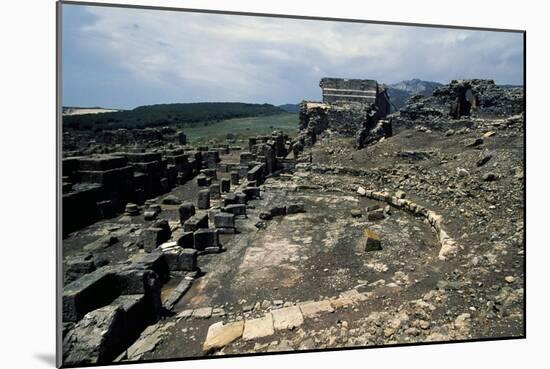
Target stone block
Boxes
[178,202,196,225]
[222,204,247,217]
[143,227,164,253]
[209,183,221,200]
[176,231,195,248]
[299,300,334,318]
[214,212,235,229]
[243,186,261,200]
[230,171,240,185]
[193,229,219,251]
[63,305,126,365]
[270,205,286,217]
[203,321,244,353]
[220,179,231,193]
[178,249,198,271]
[271,306,304,331]
[286,203,305,214]
[197,189,210,209]
[242,314,274,341]
[183,213,209,232]
[132,251,169,282]
[364,229,382,251]
[240,151,253,164]
[78,156,128,171]
[197,174,209,187]
[62,268,118,322]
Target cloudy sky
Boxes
[62,4,524,109]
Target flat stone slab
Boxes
[242,314,274,341]
[202,320,244,353]
[299,300,335,318]
[271,306,304,330]
[329,297,354,309]
[192,307,213,319]
[176,309,194,321]
[340,289,370,303]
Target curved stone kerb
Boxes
[362,188,459,260]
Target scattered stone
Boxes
[483,172,499,182]
[350,209,362,218]
[464,138,484,147]
[367,208,385,221]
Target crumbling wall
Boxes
[400,79,524,121]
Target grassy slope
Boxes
[183,112,299,146]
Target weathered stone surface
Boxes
[63,305,126,365]
[183,213,209,232]
[230,171,240,185]
[203,320,244,353]
[286,203,305,214]
[220,179,231,193]
[299,300,334,318]
[192,307,213,319]
[176,231,195,248]
[142,227,164,253]
[62,268,118,322]
[161,195,181,205]
[197,189,210,209]
[83,235,118,252]
[209,183,221,200]
[367,208,385,221]
[242,314,274,341]
[243,186,261,200]
[65,255,96,283]
[178,202,196,225]
[223,204,247,217]
[179,248,198,271]
[193,229,219,251]
[214,212,235,229]
[271,306,304,331]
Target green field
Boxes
[181,112,299,146]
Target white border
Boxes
[2,1,546,368]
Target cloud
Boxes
[63,4,523,108]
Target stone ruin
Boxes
[63,126,186,153]
[399,79,524,122]
[294,78,392,152]
[61,130,299,365]
[61,77,525,365]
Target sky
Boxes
[62,4,524,110]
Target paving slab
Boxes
[202,320,244,353]
[192,307,213,319]
[299,300,335,318]
[271,306,304,330]
[242,314,274,341]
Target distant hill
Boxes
[63,102,285,130]
[386,79,444,111]
[278,104,300,113]
[62,106,123,116]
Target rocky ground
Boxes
[62,84,524,363]
[91,115,522,362]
